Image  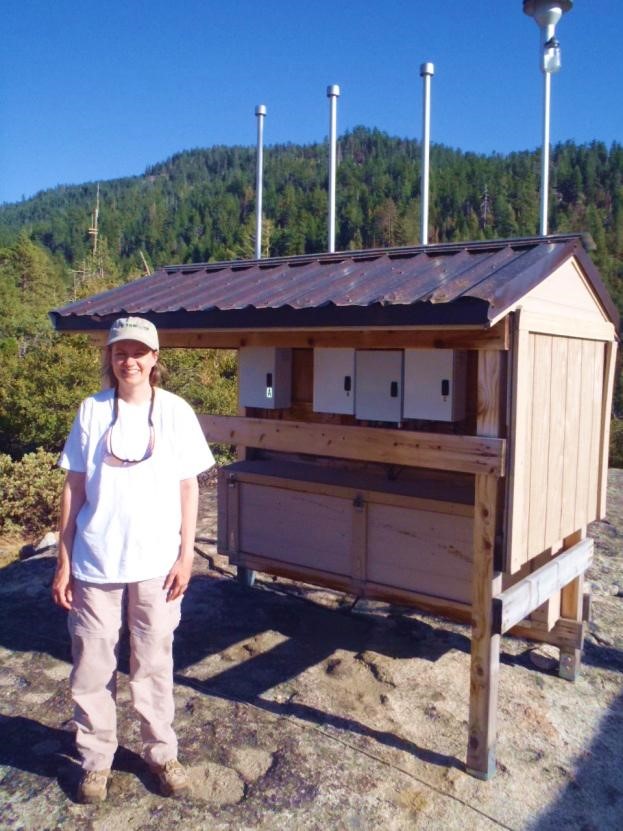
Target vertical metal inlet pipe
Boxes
[327,84,340,253]
[420,63,434,246]
[254,104,267,259]
[540,70,551,235]
[524,1,573,235]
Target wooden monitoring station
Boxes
[52,234,619,779]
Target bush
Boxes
[0,334,100,456]
[160,348,237,416]
[0,448,64,538]
[610,417,623,469]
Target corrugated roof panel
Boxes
[372,250,478,304]
[51,234,618,331]
[427,246,520,304]
[464,243,566,312]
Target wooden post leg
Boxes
[559,574,584,681]
[467,629,500,779]
[466,474,501,780]
[559,529,586,681]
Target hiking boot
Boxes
[149,759,190,797]
[77,769,111,803]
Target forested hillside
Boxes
[0,128,621,542]
[1,128,622,304]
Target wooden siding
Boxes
[599,341,619,516]
[366,503,473,603]
[506,313,609,573]
[239,482,353,576]
[518,259,610,323]
[218,461,475,607]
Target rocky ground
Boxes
[0,471,622,830]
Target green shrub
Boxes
[610,417,623,469]
[0,334,100,456]
[160,348,237,416]
[0,448,64,538]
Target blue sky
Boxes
[1,0,621,205]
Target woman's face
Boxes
[110,340,158,389]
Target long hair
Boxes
[101,347,165,390]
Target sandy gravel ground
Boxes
[0,471,622,830]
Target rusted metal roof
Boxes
[51,234,619,332]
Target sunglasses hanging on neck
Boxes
[104,387,156,467]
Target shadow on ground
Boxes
[530,688,623,830]
[0,556,467,773]
[2,534,623,828]
[0,715,158,804]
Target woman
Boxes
[52,316,214,803]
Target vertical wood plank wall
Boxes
[599,341,619,517]
[507,315,609,574]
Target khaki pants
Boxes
[68,577,182,771]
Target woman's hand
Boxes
[53,471,85,611]
[52,562,74,610]
[165,476,199,602]
[164,556,192,602]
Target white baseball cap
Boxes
[107,317,159,351]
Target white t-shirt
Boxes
[59,387,215,584]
